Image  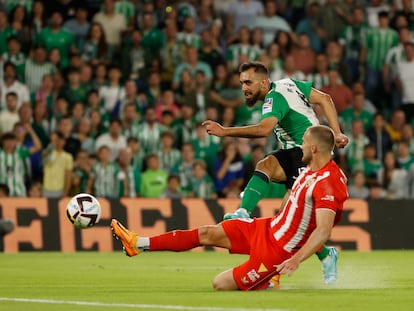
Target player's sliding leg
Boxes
[318,246,339,284]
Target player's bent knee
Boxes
[212,270,238,291]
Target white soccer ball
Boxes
[66,193,102,229]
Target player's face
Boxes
[240,69,265,107]
[301,131,313,165]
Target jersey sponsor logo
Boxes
[258,263,268,273]
[321,195,335,201]
[262,98,273,114]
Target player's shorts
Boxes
[221,218,290,291]
[268,147,304,189]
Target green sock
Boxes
[240,171,271,214]
[316,245,330,261]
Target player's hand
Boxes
[275,257,300,276]
[202,120,226,137]
[335,133,349,148]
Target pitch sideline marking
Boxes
[0,297,288,311]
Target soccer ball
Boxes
[66,193,102,229]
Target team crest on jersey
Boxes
[262,98,273,114]
[305,178,315,188]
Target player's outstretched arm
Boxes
[309,88,349,148]
[203,117,278,138]
[276,209,335,276]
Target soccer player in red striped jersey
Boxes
[111,125,348,291]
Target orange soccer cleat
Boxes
[111,219,139,257]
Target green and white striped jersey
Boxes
[157,148,182,173]
[226,44,261,70]
[0,147,30,196]
[364,27,399,70]
[24,59,56,92]
[114,0,135,23]
[91,162,121,198]
[190,174,216,199]
[261,78,319,149]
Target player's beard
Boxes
[245,89,261,107]
[302,152,311,165]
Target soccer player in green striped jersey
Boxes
[203,61,348,284]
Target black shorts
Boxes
[269,147,304,190]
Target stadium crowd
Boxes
[0,0,414,201]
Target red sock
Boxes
[149,229,200,251]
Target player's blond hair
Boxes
[307,125,335,153]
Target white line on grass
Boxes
[0,297,288,311]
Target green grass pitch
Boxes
[1,250,414,311]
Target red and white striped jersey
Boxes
[270,160,348,253]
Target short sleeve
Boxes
[261,91,290,121]
[291,79,312,99]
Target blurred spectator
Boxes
[160,110,175,129]
[127,137,145,173]
[341,119,370,174]
[42,131,73,198]
[0,126,41,196]
[172,47,212,90]
[47,48,62,71]
[0,92,20,134]
[395,141,414,171]
[273,30,294,59]
[295,2,322,53]
[405,161,414,199]
[121,103,140,139]
[195,4,213,35]
[339,5,368,85]
[140,153,168,198]
[59,68,88,108]
[361,10,398,107]
[351,81,377,114]
[365,0,390,28]
[118,147,140,198]
[36,11,76,69]
[87,145,123,198]
[93,0,126,51]
[320,69,353,113]
[2,36,26,81]
[144,70,164,108]
[0,183,14,235]
[0,62,30,110]
[161,174,183,199]
[177,16,201,49]
[30,0,47,41]
[172,142,196,196]
[99,65,125,115]
[119,80,146,120]
[63,5,90,51]
[28,181,42,197]
[395,41,414,123]
[24,46,56,93]
[265,43,283,79]
[191,122,220,173]
[189,159,217,199]
[198,28,225,72]
[325,40,348,83]
[385,109,406,143]
[399,123,414,156]
[81,22,111,67]
[348,170,370,200]
[85,89,109,128]
[367,112,393,161]
[313,0,351,44]
[32,74,55,119]
[95,118,127,162]
[291,33,316,76]
[57,115,81,158]
[377,150,408,199]
[140,11,165,62]
[73,117,95,155]
[120,29,148,82]
[160,20,183,87]
[92,62,108,90]
[157,131,181,173]
[225,0,264,36]
[0,9,15,56]
[362,143,383,187]
[137,107,166,155]
[69,149,91,196]
[307,53,330,90]
[114,0,136,29]
[213,139,245,198]
[155,89,179,122]
[339,91,373,136]
[271,53,306,81]
[253,0,291,48]
[226,26,260,71]
[171,103,196,149]
[383,27,412,111]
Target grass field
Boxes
[1,250,414,311]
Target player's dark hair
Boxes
[239,61,269,76]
